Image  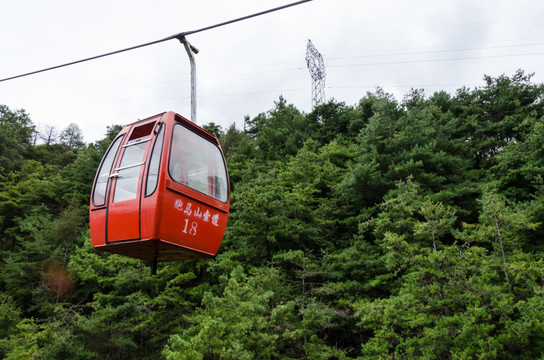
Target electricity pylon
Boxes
[305,39,326,109]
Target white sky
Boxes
[1,0,544,143]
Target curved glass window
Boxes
[113,139,148,203]
[169,124,228,202]
[92,135,124,206]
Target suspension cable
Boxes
[0,0,312,83]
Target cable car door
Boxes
[106,122,155,243]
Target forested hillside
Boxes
[1,70,543,359]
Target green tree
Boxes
[0,293,20,340]
[0,105,35,174]
[219,123,247,159]
[354,246,544,359]
[451,70,544,169]
[457,188,539,286]
[60,123,85,151]
[245,96,307,160]
[163,266,279,360]
[202,122,223,140]
[272,250,351,359]
[491,114,544,201]
[339,87,475,227]
[414,199,457,252]
[307,100,366,144]
[224,174,322,265]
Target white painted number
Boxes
[182,219,198,236]
[190,221,198,236]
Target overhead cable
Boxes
[0,0,312,83]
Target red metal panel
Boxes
[106,197,141,241]
[89,207,106,247]
[158,180,228,256]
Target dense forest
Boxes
[1,69,543,359]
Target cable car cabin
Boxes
[89,112,230,262]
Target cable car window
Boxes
[92,135,124,206]
[129,121,155,141]
[113,137,149,203]
[145,124,165,197]
[169,124,228,202]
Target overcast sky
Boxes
[1,0,544,143]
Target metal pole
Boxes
[179,36,199,124]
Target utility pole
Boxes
[305,39,326,109]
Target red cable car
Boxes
[89,111,230,264]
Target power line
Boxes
[326,42,544,61]
[327,51,544,68]
[0,0,312,83]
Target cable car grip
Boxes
[176,35,198,124]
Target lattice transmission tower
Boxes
[305,39,326,109]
